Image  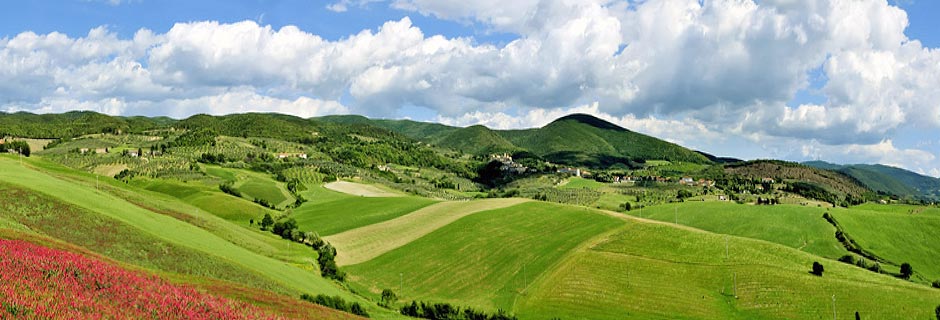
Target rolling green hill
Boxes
[805,161,940,201]
[724,160,873,203]
[430,125,520,155]
[499,114,711,165]
[516,218,940,319]
[322,113,712,167]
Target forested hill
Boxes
[319,113,711,167]
[805,161,940,201]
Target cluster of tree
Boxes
[253,198,275,209]
[197,152,228,164]
[284,179,308,208]
[317,242,344,281]
[400,301,518,320]
[838,254,883,273]
[312,134,476,179]
[299,294,368,318]
[218,182,241,197]
[257,213,344,280]
[785,182,845,207]
[379,289,397,308]
[169,128,217,147]
[676,189,694,200]
[0,140,30,157]
[114,169,136,181]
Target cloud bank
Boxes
[3,0,940,175]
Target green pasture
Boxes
[832,206,940,283]
[292,195,438,236]
[632,202,846,259]
[559,177,606,189]
[346,202,624,312]
[516,221,940,319]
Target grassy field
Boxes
[292,194,438,236]
[516,219,940,319]
[0,156,362,303]
[325,180,403,197]
[832,205,940,283]
[327,198,529,266]
[559,177,606,189]
[346,201,625,312]
[631,202,846,259]
[131,177,273,224]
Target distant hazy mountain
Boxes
[804,161,940,201]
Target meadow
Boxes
[631,201,846,259]
[0,155,390,316]
[832,205,940,283]
[516,219,940,319]
[345,202,625,312]
[291,191,438,236]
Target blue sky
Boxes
[2,0,939,176]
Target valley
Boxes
[1,111,939,319]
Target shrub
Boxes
[811,261,824,276]
[400,300,517,320]
[301,294,369,318]
[838,255,856,265]
[381,289,397,307]
[218,182,241,197]
[868,262,882,273]
[900,263,913,279]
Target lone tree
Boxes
[900,263,913,280]
[812,261,825,276]
[380,289,397,306]
[260,213,274,230]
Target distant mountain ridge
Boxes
[804,161,940,201]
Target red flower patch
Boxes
[0,239,275,319]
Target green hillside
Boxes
[833,204,940,282]
[805,161,940,201]
[633,202,846,259]
[430,125,520,155]
[516,219,940,319]
[346,201,625,311]
[499,114,711,166]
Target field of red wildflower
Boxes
[0,239,275,319]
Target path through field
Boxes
[324,181,402,197]
[326,198,529,265]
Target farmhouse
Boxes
[558,167,581,177]
[276,153,308,159]
[761,177,775,183]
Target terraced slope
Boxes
[326,198,529,266]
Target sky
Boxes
[2,0,940,177]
